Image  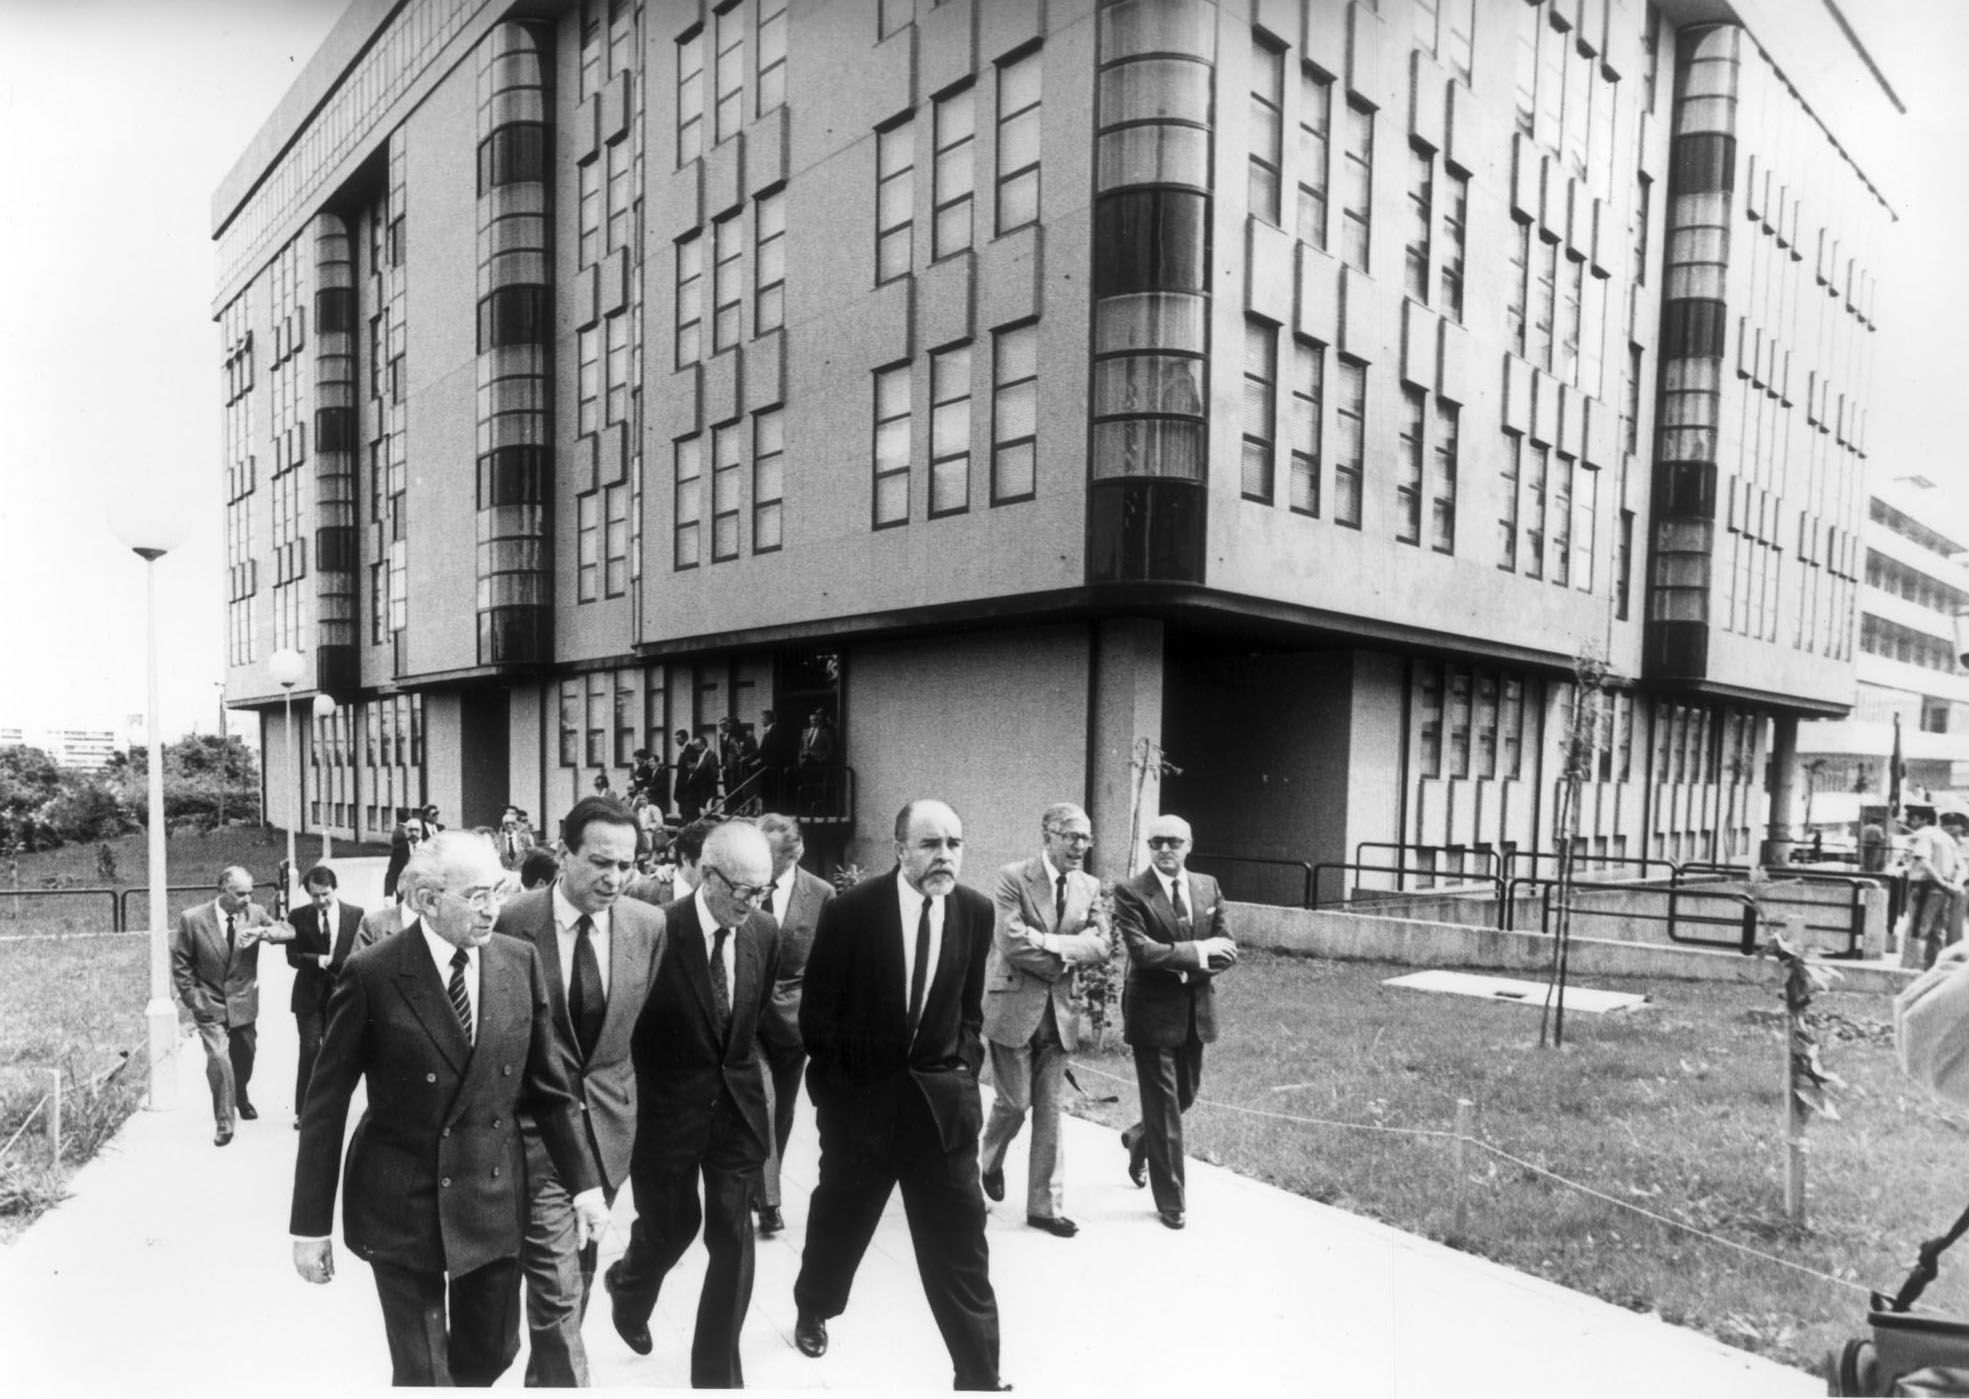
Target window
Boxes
[1288,338,1323,516]
[758,0,787,116]
[1579,268,1605,396]
[1339,99,1374,271]
[929,344,972,516]
[675,234,703,367]
[1506,218,1529,355]
[604,311,630,425]
[996,51,1041,233]
[1524,441,1547,578]
[1242,319,1277,501]
[559,680,581,766]
[1396,386,1424,544]
[1418,662,1442,778]
[1616,508,1634,618]
[754,408,784,551]
[991,323,1038,503]
[1448,668,1472,778]
[677,27,705,165]
[873,364,910,527]
[714,2,744,145]
[712,213,741,353]
[1573,462,1596,593]
[1475,670,1498,777]
[1248,37,1284,225]
[711,421,741,560]
[1431,399,1458,553]
[1334,357,1365,527]
[1403,143,1432,302]
[1501,675,1525,777]
[933,87,976,258]
[576,325,600,436]
[876,119,915,283]
[615,674,637,767]
[1297,68,1331,248]
[604,483,629,596]
[1512,0,1538,136]
[674,435,702,568]
[1632,175,1651,284]
[1551,452,1573,586]
[1530,235,1557,370]
[1623,343,1643,454]
[1438,169,1467,321]
[577,491,600,601]
[586,673,608,768]
[1558,253,1583,382]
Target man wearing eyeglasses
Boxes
[605,820,791,1388]
[291,830,607,1387]
[1113,814,1237,1230]
[979,803,1111,1238]
[493,797,667,1387]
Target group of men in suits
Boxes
[274,790,1231,1391]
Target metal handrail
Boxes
[1672,865,1880,960]
[0,886,120,931]
[1352,842,1503,886]
[1187,853,1316,909]
[1310,861,1504,911]
[1502,850,1679,885]
[1511,875,1760,954]
[113,881,281,934]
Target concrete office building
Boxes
[215,0,1896,886]
[1795,480,1969,831]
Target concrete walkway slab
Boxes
[0,949,1822,1397]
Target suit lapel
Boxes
[394,931,470,1073]
[731,911,770,1042]
[453,939,518,1122]
[526,895,573,1043]
[669,901,720,1035]
[596,904,643,1054]
[918,890,966,1035]
[1023,859,1054,932]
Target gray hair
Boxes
[1041,802,1087,835]
[397,829,494,904]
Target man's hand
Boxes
[572,1188,610,1247]
[1200,937,1238,972]
[293,1238,335,1284]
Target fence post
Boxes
[1452,1098,1474,1235]
[44,1067,61,1170]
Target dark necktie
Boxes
[569,914,605,1062]
[709,928,732,1040]
[906,897,932,1042]
[1054,873,1068,929]
[1171,878,1191,931]
[447,948,474,1046]
[225,912,237,956]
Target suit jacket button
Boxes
[426,1073,438,1083]
[503,1065,513,1076]
[441,1127,450,1138]
[440,1177,451,1188]
[491,1167,501,1179]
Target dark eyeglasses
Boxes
[709,867,771,904]
[1147,836,1187,850]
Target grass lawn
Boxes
[1069,950,1968,1377]
[0,827,327,1244]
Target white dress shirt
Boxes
[421,924,479,1033]
[895,871,945,1036]
[313,900,339,970]
[768,863,799,926]
[692,885,739,992]
[1153,869,1195,981]
[551,883,612,997]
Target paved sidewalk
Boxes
[2,914,1822,1397]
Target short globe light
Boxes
[106,486,194,559]
[269,647,308,689]
[312,693,338,719]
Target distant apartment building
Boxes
[212,0,1897,884]
[1797,482,1969,829]
[0,726,122,773]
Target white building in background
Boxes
[0,725,124,773]
[1797,477,1969,832]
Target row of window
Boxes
[676,0,787,166]
[1505,220,1609,395]
[1247,51,1374,275]
[1860,614,1961,676]
[1866,552,1969,618]
[1415,662,1530,782]
[676,188,783,366]
[673,407,785,567]
[870,324,1040,530]
[1497,431,1598,593]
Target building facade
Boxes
[0,726,123,773]
[214,0,1896,887]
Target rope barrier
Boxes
[0,1092,51,1164]
[1069,1059,1872,1300]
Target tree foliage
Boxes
[0,737,260,855]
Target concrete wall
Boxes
[846,623,1088,882]
[1087,618,1162,879]
[421,691,463,834]
[509,684,545,838]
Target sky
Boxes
[0,0,1963,745]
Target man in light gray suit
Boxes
[171,865,292,1146]
[979,803,1111,1238]
[494,797,668,1388]
[753,812,835,1237]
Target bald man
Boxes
[1114,814,1237,1229]
[171,864,293,1146]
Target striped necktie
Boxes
[447,948,474,1046]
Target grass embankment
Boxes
[0,827,305,1244]
[1070,951,1965,1376]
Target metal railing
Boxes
[1502,850,1680,885]
[1352,842,1504,889]
[1503,875,1759,953]
[1672,864,1878,959]
[0,881,279,935]
[1310,860,1505,911]
[1188,853,1315,909]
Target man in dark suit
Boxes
[1114,814,1237,1229]
[791,800,1006,1392]
[493,797,667,1388]
[285,863,365,1128]
[171,865,292,1146]
[754,711,798,809]
[980,803,1110,1237]
[752,813,834,1237]
[291,831,608,1387]
[383,807,419,898]
[605,821,791,1388]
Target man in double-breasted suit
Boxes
[1114,814,1237,1229]
[605,820,790,1388]
[752,812,835,1237]
[171,864,292,1146]
[493,797,667,1388]
[290,831,607,1388]
[285,864,366,1127]
[980,803,1111,1237]
[791,800,1006,1392]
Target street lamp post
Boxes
[311,693,338,864]
[107,493,190,1112]
[268,648,308,908]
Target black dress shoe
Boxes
[756,1204,785,1236]
[236,1101,258,1121]
[213,1126,233,1148]
[1158,1209,1186,1230]
[794,1309,828,1358]
[1122,1131,1147,1189]
[1026,1214,1077,1238]
[603,1262,652,1355]
[981,1169,1004,1203]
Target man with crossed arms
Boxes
[979,802,1110,1238]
